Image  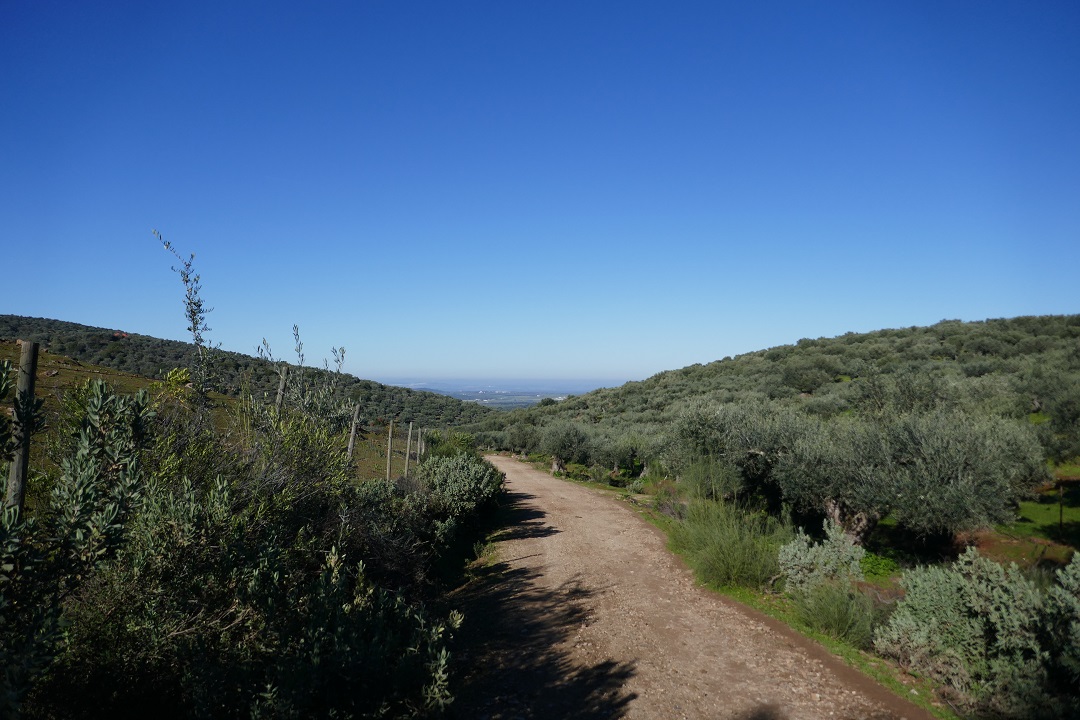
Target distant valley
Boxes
[378,378,627,409]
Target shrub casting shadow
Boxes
[729,705,788,720]
[449,491,636,719]
[492,489,562,541]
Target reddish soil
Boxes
[448,456,935,720]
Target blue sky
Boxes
[2,1,1078,386]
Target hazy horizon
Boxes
[373,377,629,394]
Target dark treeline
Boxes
[0,315,494,428]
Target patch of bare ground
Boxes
[448,456,935,720]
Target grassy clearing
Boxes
[989,481,1079,566]
[1054,460,1080,479]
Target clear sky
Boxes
[2,1,1078,385]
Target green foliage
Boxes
[793,581,877,649]
[860,551,899,580]
[778,520,865,594]
[1043,557,1080,694]
[257,327,354,432]
[681,456,744,502]
[670,500,794,590]
[540,421,590,470]
[157,231,218,394]
[424,430,478,459]
[415,453,504,544]
[665,400,809,503]
[886,411,1049,537]
[773,415,889,541]
[771,410,1048,542]
[458,316,1080,480]
[875,548,1080,717]
[1,365,503,717]
[0,359,17,468]
[1,380,152,716]
[39,472,460,718]
[504,422,540,454]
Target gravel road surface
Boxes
[448,455,934,720]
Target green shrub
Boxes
[504,423,540,453]
[671,501,794,589]
[564,461,589,480]
[588,463,607,484]
[794,581,876,649]
[1,380,152,717]
[778,520,865,593]
[651,479,685,519]
[416,453,504,543]
[3,371,495,718]
[40,476,460,718]
[859,551,899,580]
[875,548,1080,718]
[681,456,744,502]
[1043,557,1080,697]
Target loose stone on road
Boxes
[449,455,932,720]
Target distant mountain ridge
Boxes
[0,315,494,427]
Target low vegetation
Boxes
[0,245,505,718]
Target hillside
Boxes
[468,314,1080,465]
[0,314,494,428]
[463,315,1080,716]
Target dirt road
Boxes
[448,455,933,720]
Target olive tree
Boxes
[541,422,590,474]
[775,410,1048,543]
[885,410,1048,536]
[774,416,894,544]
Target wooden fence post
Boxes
[347,404,361,459]
[5,340,39,513]
[404,421,413,479]
[386,420,393,481]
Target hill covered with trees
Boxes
[467,314,1080,716]
[471,314,1080,471]
[467,314,1080,556]
[0,314,494,428]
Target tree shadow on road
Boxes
[729,705,788,720]
[448,491,636,719]
[491,489,562,541]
